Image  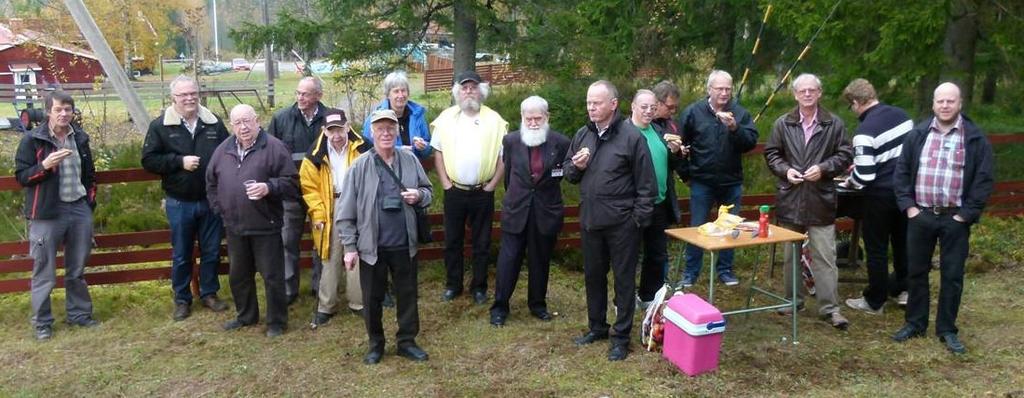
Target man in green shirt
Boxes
[631,90,686,308]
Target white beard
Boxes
[520,123,549,147]
[459,97,481,113]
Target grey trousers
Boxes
[781,223,840,316]
[29,199,94,327]
[282,199,322,298]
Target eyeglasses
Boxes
[230,118,257,126]
[638,104,658,112]
[796,88,820,95]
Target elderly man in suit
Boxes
[488,96,571,327]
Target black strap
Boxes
[372,152,406,190]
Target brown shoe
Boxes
[202,295,229,312]
[824,312,849,330]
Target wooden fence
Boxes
[2,141,1024,294]
[0,81,274,115]
[424,63,532,92]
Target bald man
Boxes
[207,104,299,338]
[891,82,993,354]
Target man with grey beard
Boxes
[488,96,570,327]
[430,71,508,305]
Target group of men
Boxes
[17,67,991,360]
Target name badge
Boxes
[944,141,956,149]
[551,168,564,177]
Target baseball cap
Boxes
[323,109,347,128]
[455,70,483,85]
[368,109,399,124]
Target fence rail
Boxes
[0,81,273,106]
[424,63,532,92]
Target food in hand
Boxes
[663,133,682,144]
[715,111,734,120]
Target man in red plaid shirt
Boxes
[891,82,994,355]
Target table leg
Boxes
[708,250,716,304]
[791,241,800,344]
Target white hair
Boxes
[383,71,409,95]
[451,81,491,103]
[791,73,822,92]
[169,75,197,93]
[633,89,656,102]
[705,70,733,92]
[299,76,323,93]
[520,95,549,115]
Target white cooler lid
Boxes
[663,306,726,336]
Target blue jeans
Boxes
[166,197,223,304]
[683,182,742,278]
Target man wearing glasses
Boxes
[207,104,299,337]
[764,73,853,330]
[142,75,231,321]
[268,76,329,304]
[677,70,759,288]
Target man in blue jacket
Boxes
[362,71,432,159]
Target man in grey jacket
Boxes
[338,109,433,365]
[207,104,299,338]
[764,73,853,330]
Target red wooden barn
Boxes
[0,21,105,87]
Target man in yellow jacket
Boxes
[300,109,371,329]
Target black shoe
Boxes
[531,310,552,321]
[310,311,334,330]
[201,295,229,312]
[364,345,384,365]
[173,303,191,321]
[473,291,488,305]
[608,344,630,361]
[287,294,298,306]
[223,319,250,331]
[573,331,609,346]
[266,325,285,338]
[67,317,99,328]
[441,289,461,302]
[397,344,429,362]
[382,292,395,308]
[938,333,966,354]
[892,324,925,342]
[490,312,506,327]
[35,325,52,341]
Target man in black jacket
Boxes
[565,81,656,361]
[891,82,994,355]
[142,76,231,321]
[839,78,913,315]
[678,70,759,288]
[268,76,328,303]
[489,96,570,327]
[207,104,300,338]
[15,91,99,340]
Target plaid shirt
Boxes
[914,116,965,207]
[52,129,87,203]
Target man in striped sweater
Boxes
[840,78,913,314]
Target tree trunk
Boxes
[915,73,938,117]
[713,1,737,72]
[453,0,478,77]
[980,71,997,104]
[940,0,980,108]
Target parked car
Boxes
[232,58,251,71]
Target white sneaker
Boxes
[897,291,908,306]
[845,297,883,315]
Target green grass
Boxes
[1,222,1023,396]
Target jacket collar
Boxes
[305,127,370,166]
[289,101,327,122]
[586,111,627,138]
[30,121,84,144]
[162,105,219,126]
[784,106,835,125]
[376,98,424,118]
[914,113,984,142]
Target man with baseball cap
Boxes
[430,70,508,305]
[299,109,372,329]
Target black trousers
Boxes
[905,211,970,336]
[582,222,640,346]
[638,200,671,302]
[860,193,908,309]
[490,213,556,317]
[360,248,420,349]
[443,188,495,294]
[226,233,288,328]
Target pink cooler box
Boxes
[662,293,726,376]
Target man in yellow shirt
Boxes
[430,71,508,305]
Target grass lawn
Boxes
[1,236,1022,396]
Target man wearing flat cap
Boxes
[430,71,508,305]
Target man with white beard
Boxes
[488,96,570,326]
[431,71,508,305]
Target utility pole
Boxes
[212,0,220,61]
[64,0,150,134]
[263,0,275,108]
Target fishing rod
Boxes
[753,0,843,124]
[736,4,773,101]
